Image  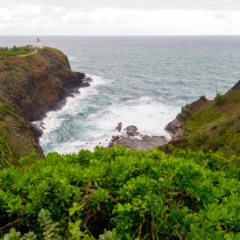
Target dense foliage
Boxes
[1,145,240,239]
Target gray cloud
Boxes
[2,0,240,11]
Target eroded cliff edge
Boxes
[165,81,240,157]
[0,47,85,165]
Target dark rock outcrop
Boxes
[115,122,122,132]
[126,125,139,136]
[165,107,191,140]
[165,98,211,141]
[231,80,240,91]
[109,125,168,150]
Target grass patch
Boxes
[0,46,31,58]
[0,103,17,118]
[0,50,29,57]
[0,135,11,170]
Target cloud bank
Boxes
[3,0,240,11]
[1,0,240,35]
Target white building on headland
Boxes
[37,38,41,48]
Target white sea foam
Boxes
[38,74,180,154]
[68,57,77,61]
[96,97,179,140]
[38,75,108,151]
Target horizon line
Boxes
[1,34,240,37]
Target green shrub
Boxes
[0,146,240,239]
[200,95,207,101]
[215,93,226,105]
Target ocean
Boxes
[2,36,240,154]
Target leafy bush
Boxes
[200,95,207,101]
[1,146,240,239]
[215,93,226,105]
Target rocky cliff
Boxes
[0,47,85,165]
[166,81,240,156]
[165,98,210,140]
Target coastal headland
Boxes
[0,47,86,165]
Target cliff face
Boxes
[165,98,210,141]
[0,47,85,165]
[166,81,240,156]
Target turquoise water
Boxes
[2,36,240,153]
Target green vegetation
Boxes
[0,136,11,170]
[176,87,240,157]
[0,46,31,58]
[1,146,240,239]
[2,45,240,239]
[200,95,207,101]
[215,93,226,106]
[0,96,40,165]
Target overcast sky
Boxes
[1,0,240,35]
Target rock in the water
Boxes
[126,125,139,136]
[115,122,122,132]
[112,135,120,141]
[109,125,168,150]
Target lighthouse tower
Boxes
[37,38,41,48]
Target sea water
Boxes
[2,36,240,154]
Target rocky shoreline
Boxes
[164,107,191,140]
[107,103,196,151]
[0,47,89,162]
[31,75,93,138]
[109,124,169,150]
[33,72,184,152]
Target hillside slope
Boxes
[166,81,240,156]
[0,47,85,166]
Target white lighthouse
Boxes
[37,38,41,48]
